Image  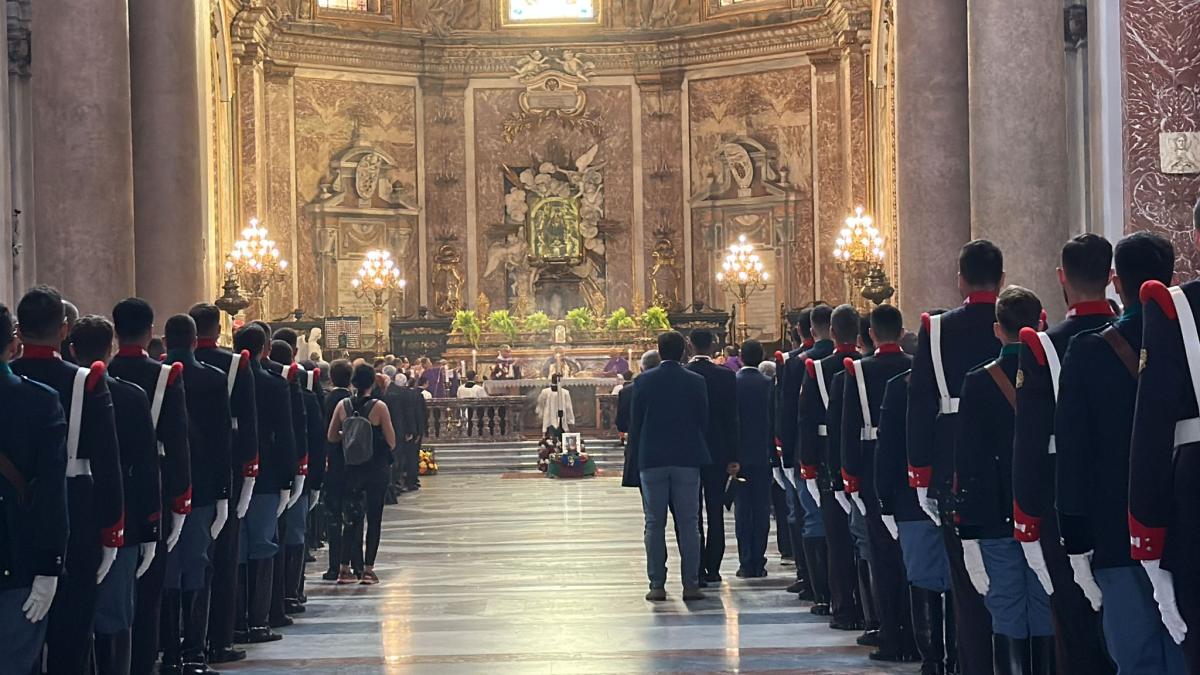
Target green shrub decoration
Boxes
[640,306,671,332]
[566,307,596,334]
[606,307,637,332]
[486,309,519,342]
[451,310,481,347]
[522,311,551,332]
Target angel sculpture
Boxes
[484,230,528,279]
[558,50,595,79]
[513,51,548,79]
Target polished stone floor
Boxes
[225,475,919,674]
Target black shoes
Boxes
[269,614,294,628]
[810,603,832,616]
[829,616,864,631]
[206,647,246,664]
[703,572,723,583]
[857,629,881,646]
[286,599,306,614]
[240,626,283,644]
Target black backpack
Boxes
[341,398,377,466]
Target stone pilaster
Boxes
[811,48,847,304]
[968,0,1069,318]
[32,0,135,314]
[894,0,971,325]
[129,0,206,315]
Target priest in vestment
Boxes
[536,373,576,435]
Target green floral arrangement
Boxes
[522,311,551,333]
[566,307,596,335]
[605,307,637,332]
[451,310,481,347]
[640,306,671,332]
[486,309,519,342]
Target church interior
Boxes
[2,0,1199,673]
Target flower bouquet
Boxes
[418,448,438,476]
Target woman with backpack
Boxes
[326,364,397,585]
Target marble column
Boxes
[968,0,1069,318]
[894,0,970,326]
[32,0,135,314]
[128,0,206,316]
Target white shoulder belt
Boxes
[65,367,92,477]
[813,359,829,437]
[929,314,958,415]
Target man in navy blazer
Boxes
[734,340,773,578]
[686,329,739,584]
[628,331,711,601]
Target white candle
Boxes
[471,349,477,372]
[460,360,466,373]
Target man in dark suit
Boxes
[686,329,738,584]
[628,331,711,602]
[733,340,771,578]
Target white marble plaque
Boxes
[1160,132,1200,174]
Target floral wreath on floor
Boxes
[537,431,593,476]
[418,448,438,475]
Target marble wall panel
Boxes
[471,85,636,311]
[812,58,846,304]
[292,76,419,312]
[640,86,684,306]
[1122,0,1200,280]
[264,76,296,317]
[687,66,815,308]
[846,45,869,207]
[424,89,468,314]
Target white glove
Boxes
[850,492,866,516]
[276,489,291,518]
[166,512,187,552]
[916,486,941,526]
[96,546,118,584]
[309,490,321,512]
[287,476,305,509]
[881,514,899,540]
[834,491,852,515]
[236,477,256,519]
[784,467,798,488]
[961,539,990,596]
[1069,552,1102,612]
[1021,540,1055,595]
[772,467,785,489]
[805,478,822,507]
[1142,559,1189,644]
[135,542,156,579]
[211,499,229,540]
[22,576,57,623]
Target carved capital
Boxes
[634,69,684,94]
[264,60,296,81]
[809,47,843,68]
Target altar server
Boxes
[72,317,161,675]
[798,304,862,630]
[536,373,575,434]
[1011,234,1116,674]
[0,302,68,675]
[840,304,916,662]
[1129,196,1200,671]
[906,240,1002,673]
[954,286,1052,675]
[190,303,259,665]
[13,286,126,675]
[1055,232,1187,674]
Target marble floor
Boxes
[225,475,920,674]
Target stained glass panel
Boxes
[506,0,597,24]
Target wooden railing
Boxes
[423,396,526,442]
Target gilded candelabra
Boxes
[351,249,404,356]
[833,206,893,310]
[224,218,289,319]
[716,234,769,344]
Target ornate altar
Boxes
[308,131,418,343]
[691,136,803,341]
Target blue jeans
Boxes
[979,537,1053,638]
[897,519,950,592]
[640,466,701,590]
[1094,565,1189,675]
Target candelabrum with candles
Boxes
[833,206,893,311]
[352,249,404,356]
[224,218,290,319]
[716,234,769,344]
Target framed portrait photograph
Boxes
[562,432,582,454]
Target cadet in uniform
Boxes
[72,316,162,675]
[1056,232,1187,674]
[189,303,258,666]
[841,305,916,662]
[0,302,68,674]
[13,286,126,674]
[266,337,309,628]
[954,286,1052,674]
[294,358,326,612]
[1129,197,1200,671]
[906,241,1003,673]
[1011,234,1116,674]
[233,325,296,644]
[799,304,862,630]
[161,314,233,675]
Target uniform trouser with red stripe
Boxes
[820,486,860,624]
[940,518,993,675]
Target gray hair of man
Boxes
[393,372,408,388]
[640,349,662,371]
[382,364,397,378]
[757,360,776,378]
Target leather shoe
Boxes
[269,614,294,628]
[703,572,722,583]
[857,629,881,646]
[682,587,706,601]
[868,649,909,662]
[207,647,246,664]
[321,570,339,581]
[286,599,306,614]
[810,602,831,616]
[829,617,863,631]
[182,662,220,674]
[243,626,283,643]
[645,588,667,601]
